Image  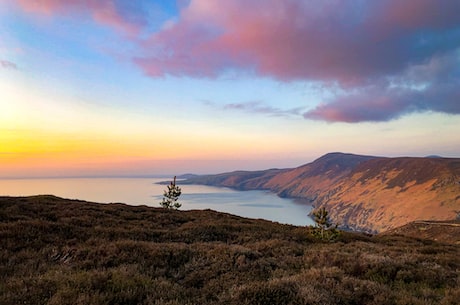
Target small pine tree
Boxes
[160,176,182,209]
[311,207,340,241]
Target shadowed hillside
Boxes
[1,196,460,305]
[182,153,460,233]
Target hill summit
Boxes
[183,152,460,233]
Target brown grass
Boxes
[1,195,459,305]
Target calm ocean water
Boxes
[0,177,314,226]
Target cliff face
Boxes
[321,157,460,232]
[183,153,460,233]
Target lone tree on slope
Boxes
[311,207,339,240]
[160,176,182,209]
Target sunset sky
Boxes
[1,0,459,177]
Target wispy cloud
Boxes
[12,0,151,36]
[206,100,304,118]
[0,60,18,70]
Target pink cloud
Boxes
[134,0,460,84]
[14,0,143,36]
[132,0,460,122]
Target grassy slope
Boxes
[1,195,460,305]
[381,220,460,244]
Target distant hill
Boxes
[179,168,288,190]
[177,173,199,179]
[425,155,443,158]
[183,153,460,233]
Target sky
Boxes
[0,0,459,177]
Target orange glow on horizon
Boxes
[0,122,298,177]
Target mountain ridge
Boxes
[183,152,460,233]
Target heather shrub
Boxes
[1,196,459,305]
[231,279,301,305]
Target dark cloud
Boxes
[304,53,460,122]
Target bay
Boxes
[0,177,314,226]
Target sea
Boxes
[0,177,314,226]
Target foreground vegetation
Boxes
[1,195,459,305]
